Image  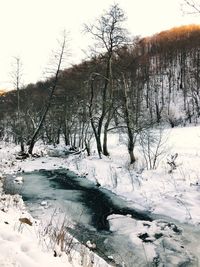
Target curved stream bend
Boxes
[42,169,152,230]
[6,168,200,267]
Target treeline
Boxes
[0,11,200,163]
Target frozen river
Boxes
[8,169,200,266]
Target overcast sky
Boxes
[0,0,199,90]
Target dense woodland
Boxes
[0,5,200,164]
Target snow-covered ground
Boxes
[0,125,200,266]
[0,183,78,267]
[0,150,111,266]
[63,125,200,265]
[64,125,200,225]
[0,182,111,267]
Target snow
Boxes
[0,157,111,266]
[0,194,74,267]
[107,213,195,266]
[14,176,24,184]
[0,191,111,267]
[0,125,200,266]
[63,126,200,225]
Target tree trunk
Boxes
[122,73,136,164]
[28,34,66,154]
[103,131,109,156]
[103,108,113,156]
[56,125,61,144]
[20,138,25,153]
[28,107,49,154]
[128,146,136,164]
[89,76,102,158]
[84,139,91,156]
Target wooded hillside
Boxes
[1,22,200,162]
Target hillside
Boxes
[0,24,200,158]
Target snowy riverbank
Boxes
[1,125,200,266]
[0,151,111,266]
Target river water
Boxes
[7,169,200,267]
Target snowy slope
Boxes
[0,192,77,267]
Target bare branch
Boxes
[182,0,200,14]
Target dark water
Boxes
[6,169,200,267]
[45,169,152,228]
[7,169,154,266]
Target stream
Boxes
[6,169,200,267]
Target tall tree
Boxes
[11,57,25,152]
[28,32,68,154]
[85,4,128,157]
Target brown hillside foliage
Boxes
[139,24,200,55]
[0,24,200,149]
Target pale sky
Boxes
[0,0,199,90]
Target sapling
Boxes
[167,153,178,173]
[139,127,169,170]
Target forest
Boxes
[0,5,200,165]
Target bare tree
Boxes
[28,32,69,155]
[121,72,137,164]
[139,127,169,170]
[85,4,128,157]
[11,57,25,153]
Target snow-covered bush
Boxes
[139,127,169,170]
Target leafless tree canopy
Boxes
[0,4,200,165]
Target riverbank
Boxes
[0,178,80,267]
[0,152,112,266]
[4,125,198,225]
[1,125,200,266]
